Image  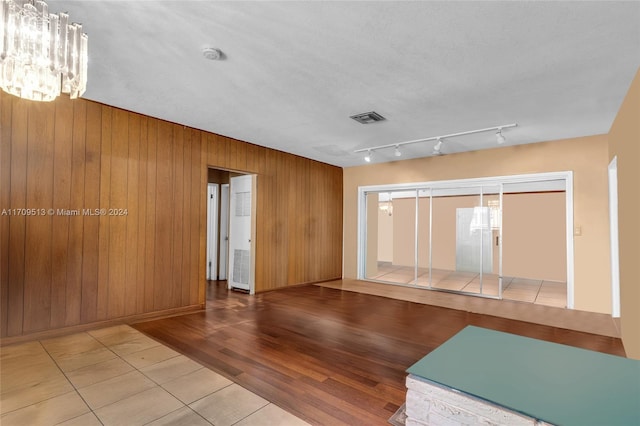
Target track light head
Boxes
[394,145,402,157]
[496,129,506,144]
[432,139,443,155]
[364,150,372,162]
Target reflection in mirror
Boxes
[430,189,483,294]
[415,189,431,287]
[365,190,418,284]
[361,179,567,308]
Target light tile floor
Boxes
[370,265,567,308]
[0,325,310,426]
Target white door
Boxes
[219,184,230,280]
[206,183,218,280]
[228,175,255,292]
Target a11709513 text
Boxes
[1,208,128,216]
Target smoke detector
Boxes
[203,47,223,60]
[350,111,386,124]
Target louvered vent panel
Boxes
[233,249,250,285]
[235,192,251,216]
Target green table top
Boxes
[407,326,640,426]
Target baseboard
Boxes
[0,304,205,347]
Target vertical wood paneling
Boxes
[65,99,86,326]
[244,143,256,173]
[265,149,279,289]
[1,93,13,336]
[275,152,289,287]
[171,125,184,308]
[125,113,140,316]
[1,92,342,339]
[154,121,173,310]
[144,120,158,312]
[308,161,321,281]
[208,135,218,167]
[316,162,329,280]
[291,154,304,285]
[205,134,215,167]
[238,147,343,292]
[6,98,27,336]
[253,148,265,288]
[333,166,344,274]
[181,128,194,306]
[299,158,310,281]
[50,97,74,328]
[235,141,246,171]
[226,138,237,170]
[96,106,112,321]
[329,164,339,275]
[135,116,148,314]
[80,102,101,323]
[23,103,55,332]
[217,136,229,169]
[330,163,342,276]
[107,109,129,318]
[198,136,207,304]
[189,131,201,305]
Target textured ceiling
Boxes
[50,1,640,167]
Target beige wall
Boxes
[502,192,567,281]
[344,135,611,314]
[608,68,640,359]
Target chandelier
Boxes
[0,0,88,102]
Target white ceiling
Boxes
[50,1,640,167]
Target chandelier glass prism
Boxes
[1,0,88,101]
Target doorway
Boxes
[228,174,255,293]
[206,168,257,295]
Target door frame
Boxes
[219,183,230,281]
[608,157,621,318]
[227,174,257,294]
[206,183,219,280]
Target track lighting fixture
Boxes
[354,123,517,162]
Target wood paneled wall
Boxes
[0,92,343,339]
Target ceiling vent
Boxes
[350,111,386,124]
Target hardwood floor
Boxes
[132,281,625,426]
